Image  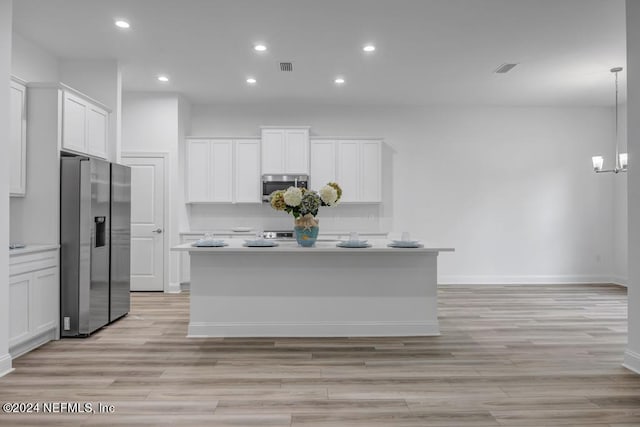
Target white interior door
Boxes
[121,156,165,291]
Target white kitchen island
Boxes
[172,240,453,337]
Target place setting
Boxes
[192,232,228,247]
[388,232,423,249]
[243,230,279,247]
[336,232,371,248]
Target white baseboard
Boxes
[439,274,625,285]
[610,275,628,287]
[623,349,640,374]
[167,282,182,293]
[0,353,12,378]
[188,321,440,338]
[9,327,57,359]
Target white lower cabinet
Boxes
[9,248,59,358]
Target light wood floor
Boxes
[0,284,636,426]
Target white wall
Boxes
[624,0,640,374]
[9,33,61,244]
[121,92,185,292]
[191,104,617,284]
[11,32,58,82]
[0,0,13,377]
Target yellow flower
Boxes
[270,190,286,210]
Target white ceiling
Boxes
[12,0,626,106]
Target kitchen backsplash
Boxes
[186,203,383,232]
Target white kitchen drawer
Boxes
[10,249,58,276]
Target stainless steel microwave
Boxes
[262,174,308,202]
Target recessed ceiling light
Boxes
[157,75,169,82]
[363,44,376,52]
[115,20,130,29]
[334,77,345,84]
[246,78,257,84]
[254,44,267,52]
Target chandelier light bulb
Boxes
[619,153,628,170]
[592,156,604,172]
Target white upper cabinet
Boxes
[186,138,260,204]
[10,78,27,197]
[261,127,309,174]
[186,139,233,203]
[62,89,110,159]
[360,141,382,202]
[186,140,210,202]
[284,129,309,174]
[261,130,285,174]
[337,141,360,203]
[235,139,261,203]
[314,139,382,203]
[62,91,86,153]
[310,139,336,189]
[86,104,109,159]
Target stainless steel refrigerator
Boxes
[60,157,131,337]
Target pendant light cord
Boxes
[615,70,620,169]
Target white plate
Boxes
[391,240,420,245]
[337,241,371,248]
[192,241,227,247]
[340,239,368,245]
[232,227,252,232]
[387,243,423,248]
[243,240,278,247]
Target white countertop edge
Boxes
[172,241,454,254]
[9,244,60,256]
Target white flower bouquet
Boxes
[269,182,342,228]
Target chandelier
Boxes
[592,67,628,174]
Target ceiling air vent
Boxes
[280,62,293,72]
[494,63,518,74]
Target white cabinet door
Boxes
[62,91,87,154]
[310,140,336,189]
[235,139,261,203]
[62,90,110,159]
[336,141,360,203]
[186,140,211,202]
[335,140,382,203]
[186,139,234,203]
[261,130,285,174]
[9,273,31,347]
[210,140,233,202]
[9,79,27,196]
[285,129,309,174]
[360,141,381,202]
[87,105,109,159]
[31,267,58,335]
[9,250,59,357]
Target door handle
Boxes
[152,228,163,234]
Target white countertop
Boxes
[172,239,453,254]
[9,244,60,256]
